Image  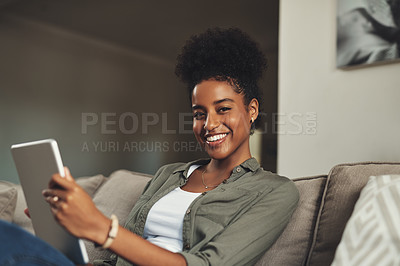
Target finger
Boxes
[45,195,61,209]
[49,172,76,191]
[44,195,61,205]
[44,196,66,220]
[46,194,68,210]
[49,204,60,216]
[42,189,69,201]
[64,167,73,181]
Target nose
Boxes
[204,113,220,131]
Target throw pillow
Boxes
[0,181,18,222]
[307,162,400,265]
[331,175,400,266]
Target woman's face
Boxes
[191,79,258,162]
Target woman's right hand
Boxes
[42,167,111,245]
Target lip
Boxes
[204,133,229,147]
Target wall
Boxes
[0,14,201,183]
[0,9,272,184]
[278,0,400,178]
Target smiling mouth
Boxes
[206,133,228,142]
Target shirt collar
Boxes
[240,157,260,172]
[173,158,210,179]
[173,157,260,179]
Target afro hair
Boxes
[175,27,267,130]
[175,28,267,104]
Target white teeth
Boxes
[206,133,227,142]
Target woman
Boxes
[0,28,298,266]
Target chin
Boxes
[205,147,231,160]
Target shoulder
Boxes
[154,162,187,176]
[146,162,185,185]
[243,168,299,202]
[244,167,294,188]
[140,162,188,195]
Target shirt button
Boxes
[186,208,191,215]
[236,167,241,173]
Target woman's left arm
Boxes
[43,168,186,266]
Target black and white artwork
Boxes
[337,0,400,67]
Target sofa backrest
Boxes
[256,162,400,266]
[305,162,400,266]
[4,161,400,265]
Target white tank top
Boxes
[143,165,201,252]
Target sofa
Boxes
[1,161,400,265]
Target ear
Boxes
[248,98,259,122]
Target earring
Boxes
[250,117,256,135]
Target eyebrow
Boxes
[192,98,234,110]
[214,98,234,105]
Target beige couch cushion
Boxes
[306,162,400,266]
[77,174,108,198]
[85,170,151,262]
[256,175,327,265]
[0,181,18,222]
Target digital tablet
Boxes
[11,139,89,264]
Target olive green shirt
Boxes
[95,158,299,266]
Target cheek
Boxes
[227,112,250,131]
[192,120,204,136]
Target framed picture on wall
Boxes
[336,0,400,68]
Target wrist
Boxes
[101,214,119,249]
[90,214,112,245]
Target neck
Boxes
[206,144,252,173]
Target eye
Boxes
[193,112,206,120]
[218,107,231,113]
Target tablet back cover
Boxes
[11,139,88,264]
